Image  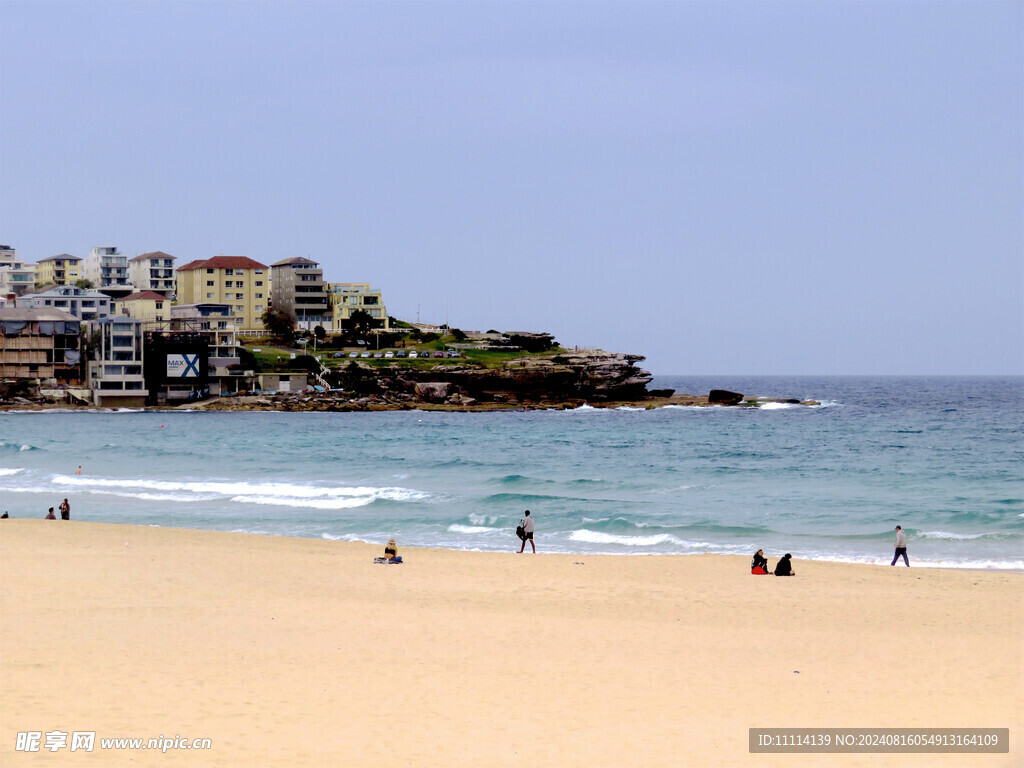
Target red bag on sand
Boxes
[751,566,768,575]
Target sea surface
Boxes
[1,376,1021,569]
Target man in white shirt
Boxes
[518,510,535,554]
[891,525,909,566]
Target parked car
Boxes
[360,352,371,358]
[408,351,418,359]
[395,350,407,358]
[332,352,345,358]
[373,352,384,358]
[446,350,461,358]
[432,351,444,358]
[384,351,394,358]
[348,352,358,358]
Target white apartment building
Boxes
[128,251,176,295]
[84,246,131,288]
[0,245,37,298]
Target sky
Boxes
[0,1,1020,376]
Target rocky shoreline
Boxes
[1,349,820,412]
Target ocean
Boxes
[1,376,1021,569]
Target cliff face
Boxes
[369,350,653,403]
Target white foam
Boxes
[917,530,991,541]
[570,530,686,547]
[448,524,500,534]
[468,513,498,525]
[758,401,796,410]
[232,494,376,510]
[51,474,428,504]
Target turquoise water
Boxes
[1,376,1021,569]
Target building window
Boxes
[255,281,263,286]
[255,293,263,299]
[207,280,214,286]
[206,293,215,299]
[206,268,214,274]
[156,302,163,309]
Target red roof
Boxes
[121,291,168,302]
[176,259,207,272]
[176,256,267,271]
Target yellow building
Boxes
[35,254,83,288]
[328,283,389,331]
[117,290,171,324]
[175,256,269,330]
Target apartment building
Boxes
[270,257,330,329]
[328,283,389,331]
[0,245,37,298]
[117,291,170,324]
[34,254,82,288]
[0,307,82,382]
[128,251,176,295]
[170,303,249,394]
[175,256,269,330]
[84,246,131,289]
[84,316,148,407]
[18,285,112,321]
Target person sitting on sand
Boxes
[45,507,56,520]
[773,553,795,576]
[751,549,770,574]
[384,538,400,563]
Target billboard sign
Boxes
[166,353,201,378]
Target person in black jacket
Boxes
[751,549,770,574]
[774,553,795,576]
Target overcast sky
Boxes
[1,1,1020,375]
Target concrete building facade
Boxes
[84,316,148,407]
[270,257,330,330]
[18,285,112,321]
[175,256,269,330]
[0,245,37,298]
[128,251,176,296]
[0,308,82,382]
[117,291,170,324]
[84,246,130,289]
[34,255,82,288]
[328,283,389,331]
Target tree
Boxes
[451,327,467,342]
[261,307,296,344]
[313,324,327,342]
[342,309,375,341]
[74,278,94,290]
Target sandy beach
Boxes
[0,520,1019,766]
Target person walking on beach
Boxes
[59,498,70,520]
[518,510,535,554]
[891,525,909,567]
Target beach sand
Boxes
[1,520,1020,766]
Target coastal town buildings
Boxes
[0,307,82,382]
[34,254,82,288]
[17,285,112,321]
[270,257,330,330]
[328,283,389,331]
[84,316,148,407]
[175,256,269,331]
[128,251,176,296]
[117,291,171,324]
[0,246,37,299]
